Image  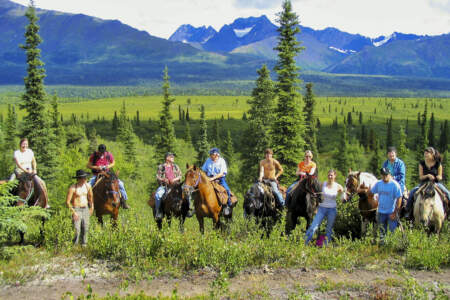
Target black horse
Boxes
[244,180,283,236]
[285,175,321,235]
[149,183,189,232]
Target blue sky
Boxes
[11,0,450,38]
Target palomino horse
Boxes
[244,180,286,236]
[344,171,378,236]
[285,175,321,235]
[414,181,445,233]
[92,170,121,225]
[14,172,49,244]
[182,164,235,234]
[148,183,189,232]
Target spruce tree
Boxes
[439,120,448,153]
[87,127,98,155]
[241,64,276,181]
[369,137,382,177]
[443,151,449,186]
[211,119,220,147]
[197,105,210,165]
[428,112,435,147]
[118,102,138,172]
[136,110,140,126]
[334,124,351,175]
[50,95,65,149]
[360,125,367,149]
[184,121,192,145]
[112,111,119,131]
[272,0,306,181]
[223,130,235,165]
[347,111,353,126]
[156,66,177,160]
[19,1,57,182]
[186,107,190,122]
[303,83,318,156]
[386,116,393,150]
[359,112,363,124]
[397,125,408,159]
[4,105,18,154]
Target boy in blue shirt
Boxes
[370,167,402,242]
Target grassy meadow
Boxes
[0,93,449,298]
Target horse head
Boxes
[344,171,361,202]
[304,175,321,218]
[416,181,437,227]
[244,183,265,216]
[16,172,36,206]
[182,164,201,203]
[100,170,121,208]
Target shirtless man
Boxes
[259,148,284,207]
[66,169,94,247]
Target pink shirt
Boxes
[165,164,175,181]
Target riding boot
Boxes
[121,198,130,209]
[155,206,163,220]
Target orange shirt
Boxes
[298,161,316,174]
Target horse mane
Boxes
[349,171,377,188]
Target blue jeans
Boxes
[90,176,128,201]
[154,185,167,211]
[377,212,398,240]
[269,181,284,206]
[305,206,337,245]
[287,181,298,195]
[216,176,231,206]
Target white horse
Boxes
[414,181,445,233]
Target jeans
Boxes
[269,181,284,206]
[90,176,128,201]
[73,207,90,245]
[287,181,298,195]
[217,176,231,206]
[436,183,450,201]
[377,212,398,240]
[305,206,337,245]
[154,185,167,211]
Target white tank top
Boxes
[320,182,338,208]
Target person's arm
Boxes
[156,165,168,184]
[295,165,304,176]
[418,164,434,181]
[436,165,443,182]
[66,186,78,221]
[336,184,345,202]
[87,185,94,215]
[13,157,28,173]
[398,161,406,184]
[258,162,264,182]
[87,154,100,171]
[171,165,182,184]
[274,160,284,180]
[31,156,37,174]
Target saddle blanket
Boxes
[211,181,238,207]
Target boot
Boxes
[121,198,130,209]
[155,206,163,220]
[223,205,231,217]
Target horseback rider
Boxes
[155,152,186,220]
[10,138,37,180]
[258,148,284,208]
[371,167,402,243]
[87,144,129,209]
[405,147,450,218]
[382,147,406,195]
[286,150,317,204]
[202,147,232,216]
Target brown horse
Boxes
[182,164,235,234]
[13,172,49,244]
[148,183,189,232]
[92,170,121,225]
[344,171,378,236]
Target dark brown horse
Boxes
[344,171,378,236]
[13,172,49,244]
[92,170,121,225]
[285,175,322,235]
[182,164,236,234]
[148,183,189,232]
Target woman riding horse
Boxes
[286,150,317,206]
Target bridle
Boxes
[345,175,358,202]
[182,168,202,195]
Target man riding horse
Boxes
[87,144,129,209]
[155,152,188,220]
[202,148,232,216]
[258,148,284,208]
[382,147,407,203]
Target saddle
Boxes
[415,182,449,208]
[211,181,238,207]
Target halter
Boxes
[182,169,202,193]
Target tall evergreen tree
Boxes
[118,102,138,171]
[386,116,393,150]
[369,136,382,177]
[87,127,98,155]
[197,105,209,165]
[347,111,353,126]
[442,151,449,186]
[156,66,177,160]
[428,112,435,147]
[303,83,318,156]
[439,120,448,153]
[368,128,376,151]
[359,112,363,124]
[241,64,276,181]
[186,107,190,122]
[272,0,306,181]
[211,119,220,147]
[112,111,119,131]
[4,105,18,154]
[136,110,140,126]
[184,121,192,145]
[397,125,408,160]
[222,130,235,165]
[360,125,367,148]
[334,124,351,175]
[50,95,65,149]
[19,1,57,181]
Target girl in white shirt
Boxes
[305,169,344,245]
[10,138,37,181]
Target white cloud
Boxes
[10,0,450,38]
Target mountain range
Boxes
[0,0,449,90]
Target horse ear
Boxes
[186,163,190,169]
[348,168,352,174]
[357,171,361,178]
[193,165,197,171]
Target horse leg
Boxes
[167,216,172,228]
[19,230,25,245]
[97,214,104,226]
[38,217,46,246]
[179,216,185,233]
[285,211,296,235]
[197,216,205,234]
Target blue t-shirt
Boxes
[371,180,402,214]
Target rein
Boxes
[183,169,202,193]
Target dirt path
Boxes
[1,266,450,299]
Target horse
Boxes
[148,183,189,232]
[413,181,446,233]
[344,171,378,236]
[243,180,286,236]
[92,170,121,225]
[285,175,321,235]
[13,172,49,244]
[182,164,236,234]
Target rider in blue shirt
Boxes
[202,148,232,216]
[382,147,406,194]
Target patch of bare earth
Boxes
[1,258,449,299]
